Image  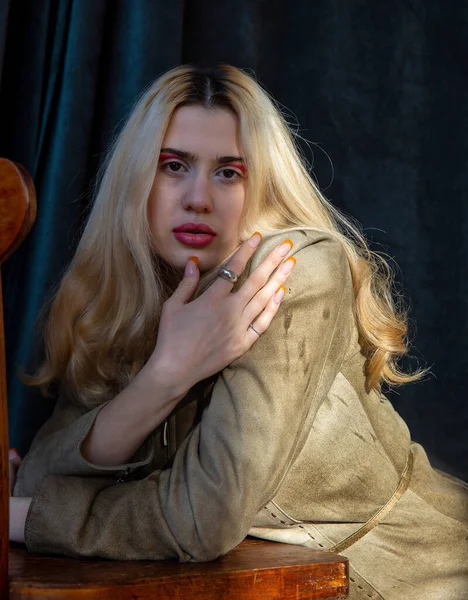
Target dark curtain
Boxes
[1,0,467,479]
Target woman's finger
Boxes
[245,284,288,343]
[169,256,200,306]
[207,232,263,297]
[242,256,296,327]
[234,239,294,305]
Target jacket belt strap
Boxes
[329,449,414,554]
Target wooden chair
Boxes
[0,157,349,599]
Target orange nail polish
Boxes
[189,256,199,268]
[280,256,296,274]
[279,239,294,256]
[248,232,263,248]
[274,285,286,304]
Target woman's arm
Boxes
[79,364,185,466]
[14,365,183,497]
[22,230,354,562]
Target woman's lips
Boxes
[173,232,216,246]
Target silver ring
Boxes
[217,267,238,284]
[249,322,262,336]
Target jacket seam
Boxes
[270,499,303,524]
[267,502,336,551]
[348,564,385,599]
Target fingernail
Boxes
[9,449,18,459]
[185,256,198,275]
[280,256,296,274]
[274,285,286,304]
[279,239,293,256]
[248,232,263,248]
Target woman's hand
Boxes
[9,448,22,496]
[147,233,296,396]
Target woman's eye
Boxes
[218,168,241,182]
[160,161,242,182]
[163,161,185,173]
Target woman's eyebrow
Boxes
[160,147,245,165]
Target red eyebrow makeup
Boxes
[158,153,180,162]
[229,162,247,174]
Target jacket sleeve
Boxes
[13,389,156,498]
[22,230,355,562]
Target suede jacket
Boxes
[14,228,468,600]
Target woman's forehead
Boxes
[162,105,243,157]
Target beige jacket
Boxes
[14,229,468,600]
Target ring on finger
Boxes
[249,322,262,336]
[217,267,238,284]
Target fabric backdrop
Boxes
[1,0,467,480]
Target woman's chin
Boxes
[154,243,232,275]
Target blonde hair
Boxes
[21,64,428,407]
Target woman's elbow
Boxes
[183,505,252,563]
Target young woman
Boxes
[9,64,468,599]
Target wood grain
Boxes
[9,538,348,599]
[0,159,36,264]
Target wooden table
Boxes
[9,537,348,599]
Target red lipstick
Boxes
[173,222,216,235]
[173,222,217,247]
[173,232,215,246]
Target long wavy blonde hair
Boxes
[21,63,428,407]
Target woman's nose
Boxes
[182,172,213,212]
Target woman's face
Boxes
[148,105,247,274]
